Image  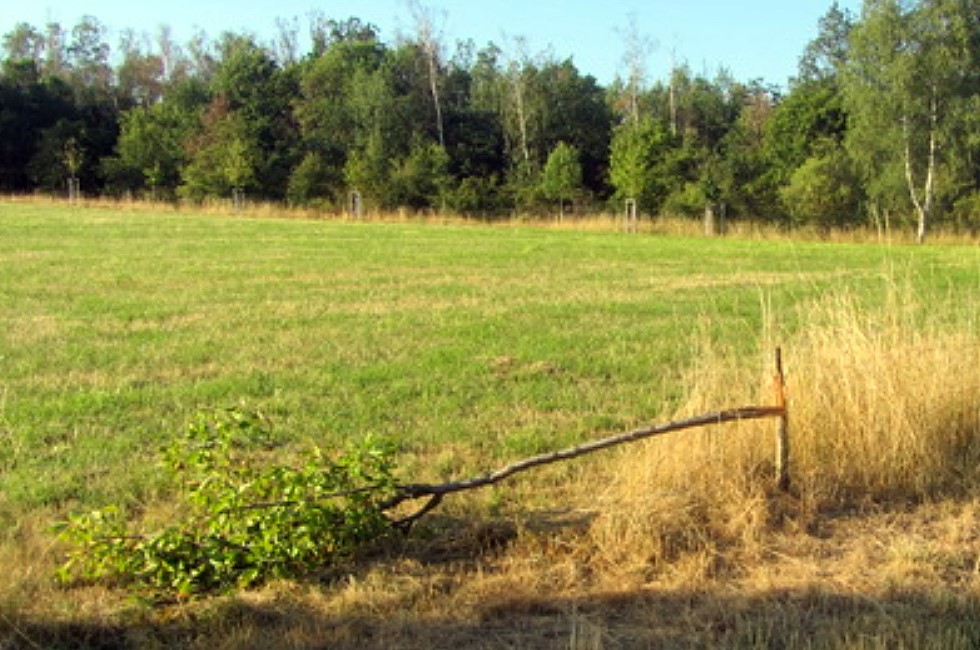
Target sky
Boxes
[0,1,862,89]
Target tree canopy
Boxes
[3,1,980,235]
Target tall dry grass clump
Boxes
[583,278,980,584]
[789,285,980,503]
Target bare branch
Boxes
[381,404,786,521]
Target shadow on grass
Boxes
[8,502,980,650]
[4,583,980,650]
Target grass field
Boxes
[3,199,980,648]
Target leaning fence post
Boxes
[774,347,790,491]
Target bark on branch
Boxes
[382,404,786,530]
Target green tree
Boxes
[540,141,582,219]
[494,48,612,208]
[533,59,612,197]
[344,128,393,208]
[844,0,979,242]
[180,97,257,201]
[440,41,506,205]
[715,85,782,220]
[26,118,88,191]
[62,135,83,177]
[343,64,400,208]
[8,18,121,195]
[390,138,451,210]
[2,23,45,65]
[779,144,864,229]
[670,67,738,153]
[632,68,750,219]
[609,117,679,215]
[210,34,297,199]
[796,2,854,85]
[0,54,76,191]
[761,4,854,223]
[65,16,113,100]
[293,35,385,205]
[102,101,191,197]
[116,29,166,107]
[286,152,335,206]
[223,136,255,191]
[338,40,438,209]
[308,15,379,56]
[765,81,847,185]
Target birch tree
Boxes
[844,0,976,242]
[616,13,655,125]
[500,35,533,168]
[407,0,446,147]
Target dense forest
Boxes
[1,0,979,237]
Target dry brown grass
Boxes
[531,280,980,646]
[9,193,980,244]
[791,294,980,503]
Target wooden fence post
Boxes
[704,201,716,236]
[774,347,790,491]
[624,198,637,233]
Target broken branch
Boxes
[382,404,786,528]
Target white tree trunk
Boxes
[902,90,938,245]
[512,68,530,165]
[410,1,445,148]
[427,53,444,147]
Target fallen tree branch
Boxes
[382,404,785,529]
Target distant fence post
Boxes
[232,187,245,211]
[67,177,80,204]
[774,347,790,491]
[704,201,715,236]
[348,191,363,220]
[624,198,637,233]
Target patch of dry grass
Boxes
[584,277,980,575]
[791,293,980,502]
[9,193,980,244]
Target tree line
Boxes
[2,1,979,237]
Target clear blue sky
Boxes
[1,1,862,88]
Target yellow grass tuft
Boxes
[576,276,980,590]
[8,193,980,243]
[790,289,980,503]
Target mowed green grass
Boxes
[2,201,979,520]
